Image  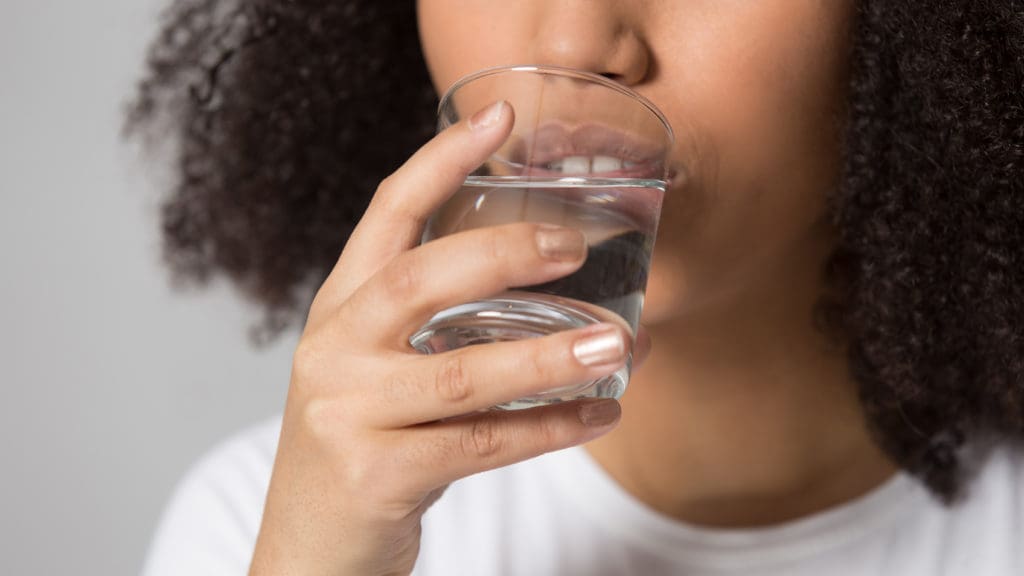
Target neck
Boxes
[585,260,896,528]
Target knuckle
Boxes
[299,397,345,444]
[291,338,324,388]
[342,448,389,497]
[462,418,504,459]
[372,177,419,224]
[434,354,473,404]
[382,256,424,301]
[375,174,398,198]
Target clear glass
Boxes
[409,65,674,410]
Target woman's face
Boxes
[418,1,855,324]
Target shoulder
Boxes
[909,440,1024,573]
[962,439,1024,516]
[140,416,282,576]
[958,439,1024,512]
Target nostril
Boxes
[599,72,631,86]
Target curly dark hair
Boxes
[127,0,1024,500]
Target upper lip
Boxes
[502,123,670,179]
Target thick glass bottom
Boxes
[409,292,630,410]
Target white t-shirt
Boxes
[141,417,1024,575]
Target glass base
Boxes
[409,292,630,410]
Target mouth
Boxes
[500,123,671,180]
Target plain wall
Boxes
[1,1,295,573]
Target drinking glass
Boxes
[409,65,674,410]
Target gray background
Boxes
[1,1,295,573]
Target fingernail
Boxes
[578,400,621,427]
[536,225,586,261]
[469,100,507,132]
[572,325,626,367]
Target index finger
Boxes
[323,100,514,301]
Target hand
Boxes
[249,101,646,576]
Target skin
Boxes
[419,0,895,527]
[252,1,895,574]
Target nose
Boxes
[529,1,652,86]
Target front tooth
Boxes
[561,156,591,174]
[592,156,623,173]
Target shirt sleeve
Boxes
[140,419,279,576]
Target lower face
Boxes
[417,0,855,325]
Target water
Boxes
[410,177,664,409]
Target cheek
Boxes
[661,2,850,194]
[644,2,852,313]
[418,0,534,95]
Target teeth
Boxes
[545,155,632,174]
[560,156,591,174]
[591,156,623,173]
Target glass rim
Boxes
[437,64,675,146]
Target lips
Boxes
[501,123,670,180]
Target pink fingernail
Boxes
[572,325,626,367]
[536,225,586,262]
[469,100,507,132]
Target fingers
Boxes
[360,322,631,427]
[344,222,588,346]
[401,398,622,493]
[321,101,514,303]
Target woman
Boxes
[132,1,1024,574]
